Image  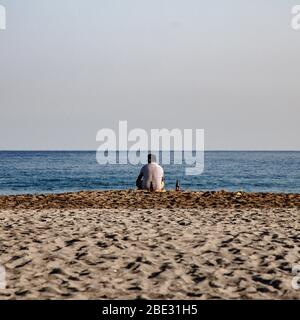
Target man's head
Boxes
[147,153,157,164]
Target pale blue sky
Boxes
[0,0,299,150]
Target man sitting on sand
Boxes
[136,154,164,191]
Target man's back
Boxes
[140,163,164,191]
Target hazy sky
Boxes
[0,0,299,150]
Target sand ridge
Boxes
[0,190,299,210]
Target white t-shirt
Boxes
[140,163,164,191]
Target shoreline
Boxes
[0,189,299,210]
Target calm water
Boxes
[0,151,299,195]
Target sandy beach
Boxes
[0,190,299,299]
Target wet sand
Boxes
[0,191,299,299]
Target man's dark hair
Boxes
[147,153,157,164]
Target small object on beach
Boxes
[175,180,180,191]
[236,191,242,197]
[150,181,154,192]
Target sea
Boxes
[0,151,299,195]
